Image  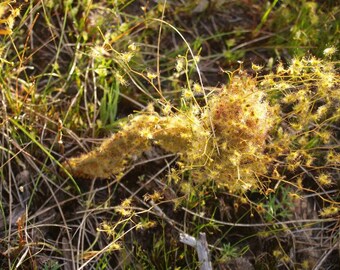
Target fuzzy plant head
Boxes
[209,75,272,151]
[197,74,273,192]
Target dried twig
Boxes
[180,232,212,270]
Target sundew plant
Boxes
[63,71,274,194]
[63,52,340,198]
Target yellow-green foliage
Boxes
[63,74,273,193]
[63,54,339,193]
[268,1,339,59]
[262,55,339,187]
[0,1,20,35]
